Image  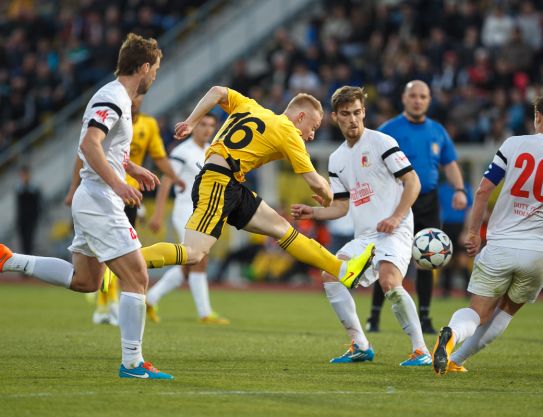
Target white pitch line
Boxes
[1,390,542,399]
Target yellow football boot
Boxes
[340,243,376,289]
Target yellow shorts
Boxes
[185,164,262,238]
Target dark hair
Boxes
[535,96,543,115]
[331,86,367,112]
[115,33,163,76]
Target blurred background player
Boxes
[432,97,543,375]
[171,85,375,290]
[292,86,431,366]
[65,94,184,326]
[147,113,230,324]
[367,80,467,334]
[16,165,41,255]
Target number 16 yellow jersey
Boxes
[206,88,315,183]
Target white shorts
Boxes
[337,229,412,287]
[172,199,193,242]
[468,245,543,304]
[68,181,141,263]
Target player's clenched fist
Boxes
[174,121,193,140]
[113,182,143,207]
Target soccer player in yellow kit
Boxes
[171,86,375,289]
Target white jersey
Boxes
[328,128,414,238]
[485,134,543,251]
[170,137,209,205]
[78,79,132,185]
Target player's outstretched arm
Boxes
[174,86,228,140]
[465,177,495,257]
[291,198,349,221]
[65,157,83,206]
[149,174,173,233]
[377,170,420,233]
[301,171,333,207]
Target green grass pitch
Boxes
[1,283,542,417]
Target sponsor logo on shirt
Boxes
[95,109,109,123]
[350,181,374,206]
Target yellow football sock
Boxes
[107,275,119,303]
[100,267,115,293]
[277,227,341,278]
[141,242,187,268]
[96,283,108,310]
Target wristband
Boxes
[455,188,467,195]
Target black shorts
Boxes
[124,204,138,228]
[186,163,262,239]
[412,189,441,233]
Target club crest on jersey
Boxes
[361,152,371,167]
[432,142,440,155]
[95,109,109,123]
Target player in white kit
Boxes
[0,34,180,379]
[432,97,543,375]
[292,86,432,366]
[147,114,229,324]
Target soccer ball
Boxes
[412,228,453,270]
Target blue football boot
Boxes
[330,341,375,364]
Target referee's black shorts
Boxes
[412,189,441,233]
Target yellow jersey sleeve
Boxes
[279,123,315,174]
[220,88,256,114]
[126,114,166,190]
[146,117,167,160]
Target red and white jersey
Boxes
[485,134,543,251]
[328,128,414,238]
[169,137,209,205]
[78,80,132,185]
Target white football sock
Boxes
[188,272,212,318]
[448,307,481,345]
[451,308,512,365]
[324,282,370,350]
[119,292,145,368]
[146,266,184,306]
[385,286,428,353]
[4,253,73,288]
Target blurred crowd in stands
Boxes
[0,0,202,151]
[232,0,543,143]
[3,0,542,294]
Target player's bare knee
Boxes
[70,277,100,293]
[379,278,398,294]
[188,249,207,265]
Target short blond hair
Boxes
[285,93,323,116]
